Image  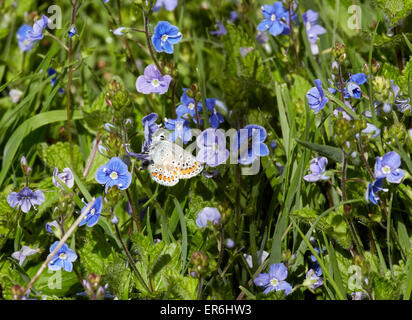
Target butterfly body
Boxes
[148,131,203,186]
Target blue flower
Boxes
[46,220,59,234]
[257,2,290,37]
[196,128,229,167]
[53,167,74,189]
[136,64,172,95]
[232,124,270,165]
[164,118,192,144]
[205,98,224,128]
[196,207,221,228]
[254,263,292,296]
[12,246,39,266]
[7,187,45,213]
[304,157,329,182]
[302,10,326,55]
[225,238,235,248]
[151,21,182,54]
[345,73,367,99]
[270,140,277,150]
[230,11,238,23]
[79,197,103,227]
[27,15,49,42]
[153,0,178,12]
[68,25,77,38]
[16,24,34,52]
[47,68,65,93]
[374,151,404,184]
[304,269,323,290]
[142,113,159,152]
[95,157,132,192]
[362,123,380,138]
[176,89,203,124]
[306,79,328,113]
[365,178,387,205]
[210,21,227,36]
[47,242,77,272]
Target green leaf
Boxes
[296,139,344,162]
[0,110,84,186]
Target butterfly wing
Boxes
[148,140,203,186]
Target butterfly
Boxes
[147,130,203,186]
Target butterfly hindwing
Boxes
[148,139,203,186]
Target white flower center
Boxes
[59,253,67,260]
[110,171,118,180]
[382,166,391,174]
[213,143,219,153]
[90,208,96,216]
[306,22,311,30]
[188,103,195,110]
[151,79,160,87]
[271,14,277,21]
[270,278,279,286]
[176,122,183,130]
[161,34,168,42]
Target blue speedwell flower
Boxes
[210,21,227,36]
[232,124,270,165]
[306,79,328,114]
[374,151,404,184]
[196,128,229,167]
[164,118,192,144]
[151,21,182,54]
[8,187,45,213]
[365,178,387,205]
[346,73,367,99]
[95,157,132,192]
[153,0,178,12]
[46,220,59,234]
[205,98,224,129]
[136,64,172,95]
[257,2,290,37]
[47,242,77,272]
[176,89,203,124]
[79,196,103,227]
[302,10,326,55]
[12,246,39,266]
[196,207,221,228]
[303,157,329,182]
[53,167,74,189]
[254,263,292,296]
[47,68,65,93]
[362,123,381,138]
[142,113,160,152]
[68,25,77,38]
[16,24,34,52]
[304,269,323,290]
[27,15,49,42]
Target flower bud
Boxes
[191,251,209,274]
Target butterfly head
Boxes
[150,129,170,147]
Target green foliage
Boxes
[38,142,83,173]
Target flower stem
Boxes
[113,222,152,293]
[143,13,165,75]
[83,133,102,178]
[45,31,69,51]
[23,198,96,296]
[125,189,141,233]
[196,275,203,300]
[66,0,80,171]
